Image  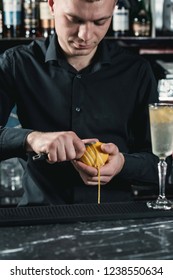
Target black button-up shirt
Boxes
[0,34,159,205]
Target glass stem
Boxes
[158,159,167,199]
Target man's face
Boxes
[49,0,116,58]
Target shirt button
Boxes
[76,74,82,79]
[75,107,81,112]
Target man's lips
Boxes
[73,42,92,49]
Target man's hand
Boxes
[26,131,86,163]
[72,143,125,185]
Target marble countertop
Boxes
[0,216,173,260]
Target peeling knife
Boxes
[32,142,96,161]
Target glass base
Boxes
[147,196,173,210]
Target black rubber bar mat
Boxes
[0,201,173,226]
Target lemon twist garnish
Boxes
[79,141,108,204]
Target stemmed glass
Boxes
[147,103,173,210]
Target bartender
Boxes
[0,0,159,205]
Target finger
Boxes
[82,138,99,145]
[85,175,110,185]
[101,143,119,155]
[74,160,98,176]
[73,140,86,159]
[57,144,68,161]
[86,181,98,186]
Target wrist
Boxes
[25,131,40,152]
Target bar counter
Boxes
[0,202,173,260]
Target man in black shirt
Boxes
[0,0,159,205]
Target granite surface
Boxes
[0,217,173,260]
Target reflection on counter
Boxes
[0,217,173,260]
[0,158,24,205]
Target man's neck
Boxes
[67,48,97,71]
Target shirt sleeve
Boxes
[0,127,33,160]
[118,152,159,185]
[0,50,31,160]
[118,59,160,186]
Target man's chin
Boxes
[69,48,92,56]
[71,45,97,56]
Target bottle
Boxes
[23,0,39,38]
[3,0,23,38]
[131,0,152,37]
[112,0,131,37]
[155,0,164,36]
[146,0,152,36]
[39,0,55,38]
[0,0,3,38]
[163,0,173,35]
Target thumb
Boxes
[101,143,119,155]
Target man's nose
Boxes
[78,22,93,41]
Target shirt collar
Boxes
[45,33,111,67]
[45,34,65,62]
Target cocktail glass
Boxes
[147,103,173,210]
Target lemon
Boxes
[79,141,108,167]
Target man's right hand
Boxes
[25,131,86,163]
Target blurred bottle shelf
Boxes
[106,36,173,50]
[1,36,173,54]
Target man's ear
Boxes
[114,0,118,8]
[112,0,117,12]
